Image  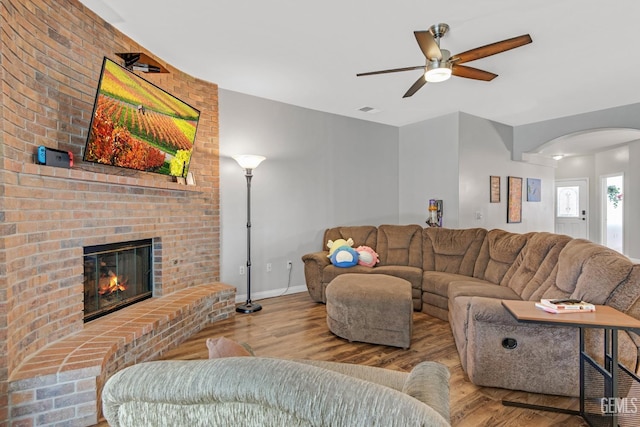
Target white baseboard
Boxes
[235,285,308,303]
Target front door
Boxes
[555,178,588,239]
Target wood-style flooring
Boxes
[97,292,588,426]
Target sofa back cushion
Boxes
[423,228,487,275]
[609,265,640,357]
[323,226,377,251]
[376,224,423,267]
[607,264,640,314]
[473,229,530,284]
[542,239,633,304]
[501,232,572,300]
[549,239,634,304]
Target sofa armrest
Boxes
[402,361,451,424]
[293,358,450,423]
[467,297,522,325]
[301,251,331,302]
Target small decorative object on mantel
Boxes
[186,172,196,186]
[507,176,522,223]
[526,178,541,202]
[490,176,500,203]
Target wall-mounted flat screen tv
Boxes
[84,57,200,178]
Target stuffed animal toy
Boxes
[356,245,379,267]
[326,238,354,257]
[329,245,359,268]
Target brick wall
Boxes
[1,0,220,424]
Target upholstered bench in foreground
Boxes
[326,273,413,348]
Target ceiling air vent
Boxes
[358,106,380,114]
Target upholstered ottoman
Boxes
[325,273,413,349]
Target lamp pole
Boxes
[232,155,265,314]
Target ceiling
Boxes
[78,0,640,151]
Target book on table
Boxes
[536,299,596,314]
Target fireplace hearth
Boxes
[83,239,153,322]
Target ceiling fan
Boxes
[357,23,532,98]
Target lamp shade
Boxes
[233,154,266,170]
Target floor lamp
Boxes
[232,154,266,314]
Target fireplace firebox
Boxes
[83,239,153,322]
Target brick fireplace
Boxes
[1,0,227,425]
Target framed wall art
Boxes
[507,176,522,223]
[490,176,500,203]
[527,178,541,202]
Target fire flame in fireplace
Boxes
[98,270,128,295]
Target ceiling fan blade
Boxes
[450,34,532,64]
[452,64,498,81]
[414,31,442,60]
[403,75,427,98]
[356,65,425,77]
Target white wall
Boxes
[398,113,459,226]
[219,89,399,300]
[629,141,640,258]
[595,146,629,252]
[555,144,640,259]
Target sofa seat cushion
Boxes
[447,281,521,302]
[422,271,488,298]
[371,266,423,290]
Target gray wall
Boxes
[219,89,399,300]
[399,113,460,226]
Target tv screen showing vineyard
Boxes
[84,57,200,177]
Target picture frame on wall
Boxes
[490,176,500,203]
[527,178,541,202]
[507,176,522,223]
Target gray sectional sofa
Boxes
[302,225,640,397]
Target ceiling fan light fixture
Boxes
[425,61,452,83]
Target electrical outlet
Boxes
[287,260,292,270]
[266,263,272,272]
[239,265,245,275]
